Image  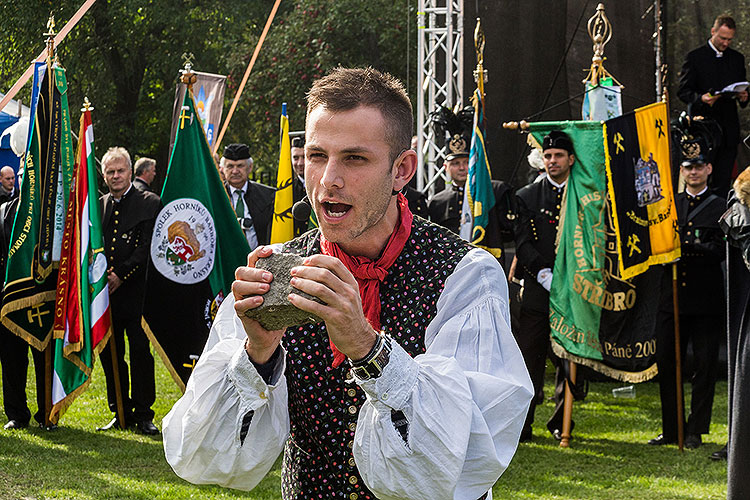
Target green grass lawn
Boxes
[0,349,727,499]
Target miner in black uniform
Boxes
[221,144,275,248]
[514,130,577,441]
[649,136,726,449]
[291,136,309,237]
[678,14,749,198]
[97,147,161,435]
[428,133,515,269]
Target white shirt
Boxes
[708,39,723,58]
[230,180,259,249]
[162,248,533,499]
[686,185,709,198]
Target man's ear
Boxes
[706,163,713,176]
[393,149,417,192]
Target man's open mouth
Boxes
[322,201,352,218]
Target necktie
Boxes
[235,189,245,218]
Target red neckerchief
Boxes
[319,193,413,367]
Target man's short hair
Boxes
[291,136,305,149]
[101,147,132,173]
[714,15,736,31]
[307,67,412,162]
[134,157,156,176]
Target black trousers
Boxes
[655,311,721,439]
[514,308,570,436]
[0,324,47,424]
[99,304,155,422]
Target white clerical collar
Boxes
[708,39,724,58]
[112,183,133,202]
[686,186,708,198]
[548,177,567,189]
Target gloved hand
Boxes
[536,268,553,292]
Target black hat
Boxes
[291,136,305,149]
[429,104,473,161]
[446,134,469,161]
[542,130,574,155]
[680,137,708,166]
[223,143,251,161]
[674,112,719,166]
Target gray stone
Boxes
[243,252,323,330]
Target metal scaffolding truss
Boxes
[416,0,464,198]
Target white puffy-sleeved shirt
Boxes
[163,223,533,500]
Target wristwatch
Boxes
[349,333,392,380]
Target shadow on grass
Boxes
[0,425,264,500]
[495,380,727,500]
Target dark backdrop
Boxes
[462,0,664,188]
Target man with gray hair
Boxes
[133,157,157,193]
[220,143,275,249]
[97,146,161,435]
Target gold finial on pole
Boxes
[502,120,529,131]
[81,97,93,112]
[583,3,621,87]
[179,52,197,91]
[473,18,488,96]
[44,14,56,63]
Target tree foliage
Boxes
[222,0,415,177]
[0,0,415,186]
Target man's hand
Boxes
[288,254,377,361]
[233,246,285,365]
[107,271,122,294]
[536,268,553,292]
[738,90,749,103]
[701,92,720,106]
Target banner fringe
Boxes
[551,340,658,383]
[142,317,187,393]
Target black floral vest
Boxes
[279,216,473,499]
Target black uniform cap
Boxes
[223,143,251,161]
[542,130,575,155]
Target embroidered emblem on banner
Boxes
[151,198,216,284]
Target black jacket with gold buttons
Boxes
[100,185,161,310]
[514,177,564,314]
[428,179,516,268]
[669,190,726,315]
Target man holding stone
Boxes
[164,67,532,499]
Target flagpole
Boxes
[211,0,282,156]
[559,362,577,448]
[41,16,57,432]
[0,0,98,114]
[671,263,685,452]
[44,344,53,428]
[662,86,685,452]
[107,334,127,428]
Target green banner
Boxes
[529,121,659,382]
[2,63,73,350]
[143,91,249,390]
